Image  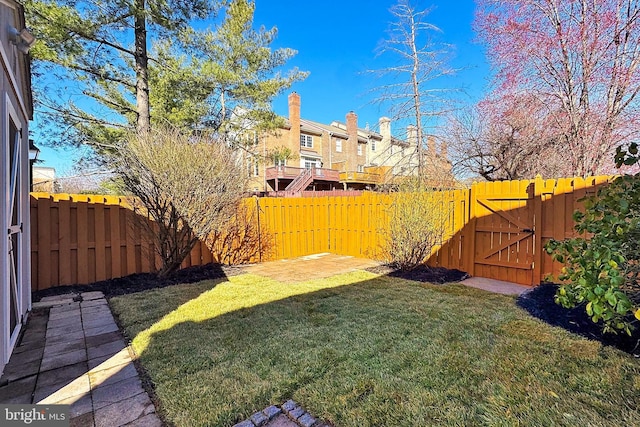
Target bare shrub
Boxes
[115,125,248,276]
[381,178,448,270]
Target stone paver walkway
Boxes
[0,291,161,427]
[460,276,530,295]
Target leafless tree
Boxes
[444,93,573,180]
[114,124,248,276]
[476,0,640,177]
[380,177,448,269]
[207,200,274,265]
[367,0,458,177]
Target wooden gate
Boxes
[465,180,539,286]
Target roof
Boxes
[300,119,348,139]
[278,109,406,145]
[329,120,383,141]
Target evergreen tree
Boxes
[26,0,306,154]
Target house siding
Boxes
[245,93,454,193]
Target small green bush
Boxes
[546,175,640,334]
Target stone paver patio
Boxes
[0,291,161,427]
[243,253,381,282]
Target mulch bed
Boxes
[33,263,639,356]
[517,283,640,356]
[366,264,470,283]
[32,263,244,300]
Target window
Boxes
[371,140,376,151]
[248,160,259,177]
[357,165,364,172]
[357,144,363,156]
[275,158,285,167]
[300,134,313,148]
[335,139,342,152]
[302,157,316,169]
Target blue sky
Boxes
[256,0,490,122]
[37,0,491,173]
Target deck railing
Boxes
[265,166,340,182]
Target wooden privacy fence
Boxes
[29,193,252,291]
[462,175,614,285]
[30,175,615,290]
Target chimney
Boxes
[407,125,418,146]
[347,111,358,144]
[289,92,301,148]
[427,135,436,157]
[440,139,448,159]
[379,117,391,145]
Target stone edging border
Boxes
[233,399,331,427]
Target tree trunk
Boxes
[134,0,151,133]
[409,12,424,177]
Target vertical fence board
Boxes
[29,197,39,290]
[75,196,89,285]
[138,212,151,273]
[124,208,137,275]
[35,195,50,291]
[93,197,107,282]
[533,176,544,285]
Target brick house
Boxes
[1,0,34,376]
[245,92,453,194]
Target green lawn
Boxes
[110,271,640,427]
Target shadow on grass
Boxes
[111,271,640,427]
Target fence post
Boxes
[463,183,476,276]
[57,194,72,285]
[93,196,107,282]
[533,175,544,285]
[75,195,90,285]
